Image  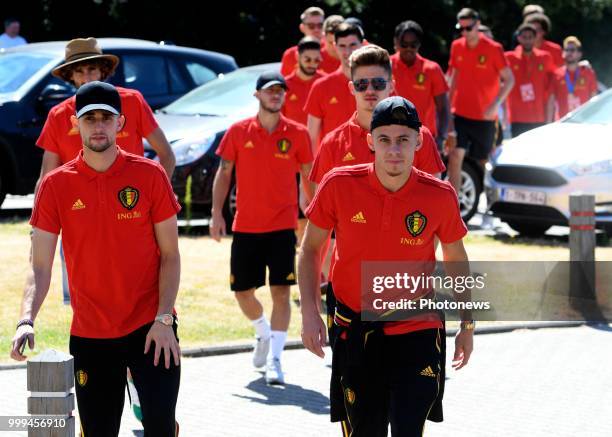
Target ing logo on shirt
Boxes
[118,186,139,210]
[67,126,80,136]
[345,388,356,405]
[405,211,427,237]
[277,138,292,154]
[478,55,487,65]
[578,77,586,86]
[416,73,426,84]
[329,96,338,104]
[76,370,88,387]
[289,94,298,101]
[538,63,544,71]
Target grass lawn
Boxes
[1,218,610,363]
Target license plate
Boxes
[501,188,546,205]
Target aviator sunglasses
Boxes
[352,77,388,92]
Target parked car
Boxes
[486,89,612,236]
[146,62,280,221]
[0,38,237,206]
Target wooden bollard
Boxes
[27,350,75,436]
[569,194,596,303]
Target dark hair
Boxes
[517,23,537,36]
[525,13,551,34]
[457,8,480,21]
[61,59,115,84]
[4,17,19,28]
[334,22,364,43]
[298,36,321,54]
[349,45,391,79]
[394,20,423,42]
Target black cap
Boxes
[370,96,422,132]
[255,71,287,91]
[75,81,121,118]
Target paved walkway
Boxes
[1,325,611,436]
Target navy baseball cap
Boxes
[370,96,422,132]
[256,71,287,91]
[75,81,121,118]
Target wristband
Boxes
[16,319,34,330]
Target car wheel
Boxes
[222,183,236,232]
[455,162,481,223]
[506,221,551,237]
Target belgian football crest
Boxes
[478,55,487,65]
[405,211,427,237]
[277,138,292,154]
[118,186,139,210]
[416,72,426,84]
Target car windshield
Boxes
[0,52,56,94]
[564,91,612,125]
[162,67,266,117]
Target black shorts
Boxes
[511,122,545,138]
[69,322,180,437]
[230,229,297,291]
[454,115,497,160]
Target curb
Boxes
[0,321,594,370]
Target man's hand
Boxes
[144,322,181,369]
[483,100,500,121]
[301,310,327,358]
[452,328,473,370]
[11,325,35,361]
[209,212,226,242]
[443,133,457,155]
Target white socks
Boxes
[269,330,288,361]
[252,315,271,340]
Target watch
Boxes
[460,320,476,330]
[155,314,174,326]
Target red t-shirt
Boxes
[280,41,340,76]
[505,47,555,123]
[550,65,598,118]
[449,36,508,120]
[539,40,564,68]
[306,163,467,335]
[391,53,449,137]
[37,86,158,164]
[30,148,180,339]
[216,115,313,233]
[309,113,445,183]
[282,71,324,126]
[304,68,356,145]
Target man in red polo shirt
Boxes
[447,8,514,195]
[304,22,364,150]
[392,20,451,148]
[547,36,598,119]
[210,71,314,385]
[505,23,555,137]
[524,13,564,68]
[299,96,474,436]
[280,7,340,76]
[282,37,323,126]
[11,82,181,436]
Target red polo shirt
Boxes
[309,114,445,183]
[30,148,180,339]
[282,71,324,126]
[37,87,158,164]
[280,41,341,76]
[505,47,555,123]
[449,36,508,120]
[539,40,564,68]
[306,163,467,335]
[304,67,356,145]
[549,65,598,117]
[391,53,449,137]
[216,115,313,233]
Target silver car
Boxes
[486,89,612,236]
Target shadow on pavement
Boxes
[233,377,330,415]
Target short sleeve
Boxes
[281,47,297,77]
[216,125,238,162]
[29,176,61,234]
[133,91,158,138]
[493,45,508,72]
[150,164,181,223]
[588,68,598,95]
[448,42,458,69]
[413,128,445,175]
[304,80,325,119]
[429,62,449,97]
[436,188,468,243]
[309,134,335,183]
[36,109,61,154]
[295,128,313,164]
[305,175,337,230]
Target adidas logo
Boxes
[420,366,436,378]
[67,127,79,136]
[289,94,298,101]
[72,199,86,210]
[244,141,254,148]
[350,211,366,224]
[286,272,295,281]
[329,96,338,104]
[342,152,355,162]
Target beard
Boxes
[299,64,317,77]
[261,101,282,114]
[84,137,113,153]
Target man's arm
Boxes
[209,159,234,241]
[300,163,315,203]
[484,67,515,120]
[146,127,176,179]
[546,94,556,123]
[10,228,58,361]
[34,151,61,194]
[297,221,331,358]
[307,115,322,154]
[441,238,473,370]
[434,93,451,146]
[144,215,181,369]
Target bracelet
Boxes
[16,319,34,330]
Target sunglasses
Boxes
[564,47,580,53]
[352,77,388,92]
[304,22,323,30]
[399,40,420,49]
[455,23,476,32]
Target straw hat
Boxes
[52,37,119,80]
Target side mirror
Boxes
[37,83,75,112]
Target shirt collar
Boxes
[248,114,290,136]
[347,112,369,138]
[367,162,418,196]
[75,146,127,180]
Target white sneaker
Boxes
[252,336,270,368]
[265,358,285,385]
